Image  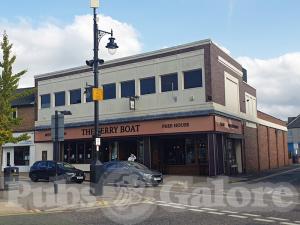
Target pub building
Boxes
[34,39,289,176]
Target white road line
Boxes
[182,204,199,208]
[188,208,205,212]
[281,222,300,225]
[254,218,276,223]
[267,217,289,221]
[242,213,261,217]
[167,202,184,206]
[228,215,248,219]
[221,210,238,214]
[294,221,300,224]
[168,205,186,209]
[200,207,218,211]
[207,211,225,215]
[156,201,167,204]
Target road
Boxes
[0,165,300,225]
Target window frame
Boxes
[69,88,82,105]
[140,77,156,95]
[40,94,51,109]
[121,80,135,98]
[103,83,116,100]
[183,69,203,89]
[54,91,66,107]
[160,73,178,92]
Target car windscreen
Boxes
[58,162,75,169]
[124,162,148,170]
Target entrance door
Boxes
[226,139,243,175]
[6,152,11,166]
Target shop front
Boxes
[35,115,243,176]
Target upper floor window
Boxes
[103,83,116,100]
[184,69,202,89]
[70,89,81,104]
[85,87,93,103]
[55,91,65,107]
[121,80,135,98]
[41,94,50,108]
[161,73,178,92]
[140,77,155,95]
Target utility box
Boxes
[90,161,104,196]
[4,166,19,190]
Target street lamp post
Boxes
[87,0,118,196]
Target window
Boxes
[121,80,135,98]
[14,146,30,166]
[12,108,17,119]
[140,77,155,95]
[161,73,178,92]
[64,142,93,164]
[41,94,50,108]
[70,89,81,104]
[55,91,65,106]
[184,69,202,89]
[103,83,116,100]
[42,151,47,161]
[85,87,93,103]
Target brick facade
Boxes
[257,125,270,171]
[244,126,259,173]
[13,106,35,132]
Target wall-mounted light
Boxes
[129,96,139,110]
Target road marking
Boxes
[242,213,261,217]
[228,215,248,219]
[200,207,218,211]
[182,204,199,208]
[167,202,184,206]
[254,218,275,223]
[221,210,238,214]
[156,201,167,204]
[267,217,289,221]
[168,205,186,209]
[188,208,205,212]
[207,211,225,215]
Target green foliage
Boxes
[0,32,30,146]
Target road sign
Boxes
[95,137,101,146]
[92,88,103,101]
[51,114,65,141]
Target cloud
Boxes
[237,53,300,120]
[0,14,142,87]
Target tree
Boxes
[0,32,31,188]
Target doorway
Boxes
[6,152,11,166]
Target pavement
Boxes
[0,164,299,224]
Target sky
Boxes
[0,0,300,120]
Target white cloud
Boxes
[0,14,142,87]
[237,53,300,120]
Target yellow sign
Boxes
[92,88,103,101]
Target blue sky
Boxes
[0,0,299,58]
[0,0,300,119]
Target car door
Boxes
[47,161,56,180]
[37,161,48,180]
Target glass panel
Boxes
[121,80,135,98]
[85,142,92,163]
[55,91,65,106]
[184,69,202,89]
[161,73,178,92]
[140,77,155,95]
[69,143,77,163]
[70,89,81,104]
[14,146,30,166]
[103,83,116,100]
[199,142,208,163]
[41,94,50,108]
[77,143,85,163]
[85,87,93,103]
[63,143,70,163]
[185,138,196,164]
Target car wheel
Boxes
[76,180,84,184]
[30,174,38,182]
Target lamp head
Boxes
[106,31,118,55]
[90,0,99,8]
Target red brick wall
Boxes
[277,130,285,167]
[268,128,278,169]
[13,106,35,132]
[258,125,270,171]
[244,126,259,173]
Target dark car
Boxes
[29,160,85,183]
[102,161,163,187]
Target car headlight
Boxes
[66,172,75,177]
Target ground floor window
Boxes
[63,142,92,164]
[14,146,30,166]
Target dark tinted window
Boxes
[70,89,81,104]
[14,146,29,166]
[41,94,50,108]
[85,87,93,103]
[103,83,116,100]
[140,77,155,95]
[184,69,202,89]
[161,73,178,92]
[47,161,56,169]
[121,80,135,98]
[55,91,65,106]
[38,161,47,169]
